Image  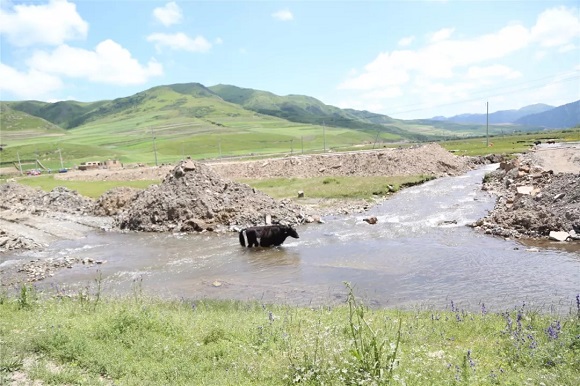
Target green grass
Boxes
[1,284,578,385]
[238,175,435,200]
[16,175,159,198]
[439,128,580,156]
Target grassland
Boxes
[239,175,435,200]
[1,284,578,385]
[5,82,576,174]
[16,175,159,199]
[439,128,580,156]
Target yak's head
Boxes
[284,225,299,239]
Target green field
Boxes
[1,284,578,385]
[4,84,576,175]
[16,175,159,199]
[439,128,580,156]
[239,175,434,200]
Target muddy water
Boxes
[4,165,580,312]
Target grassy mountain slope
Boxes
[0,103,66,142]
[208,84,426,139]
[3,84,390,168]
[2,82,566,172]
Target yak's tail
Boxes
[239,229,246,247]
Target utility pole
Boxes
[486,101,489,147]
[373,129,380,149]
[58,149,64,170]
[151,128,158,166]
[323,121,326,152]
[17,152,23,175]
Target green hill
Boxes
[208,84,423,139]
[0,103,66,145]
[1,82,543,172]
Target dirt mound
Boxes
[208,143,477,179]
[94,187,141,216]
[114,159,308,232]
[0,183,95,215]
[0,229,43,252]
[473,158,580,240]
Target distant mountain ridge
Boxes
[432,104,554,124]
[515,100,580,128]
[432,101,580,128]
[3,82,579,144]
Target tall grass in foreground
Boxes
[0,283,578,385]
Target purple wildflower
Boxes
[467,350,476,370]
[516,311,523,331]
[546,321,560,340]
[481,303,487,315]
[527,334,537,349]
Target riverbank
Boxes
[1,285,578,385]
[471,143,580,241]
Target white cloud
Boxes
[531,6,580,48]
[272,9,293,21]
[0,62,63,99]
[558,44,577,53]
[0,0,88,47]
[147,32,212,53]
[215,37,224,45]
[429,27,454,43]
[153,1,183,27]
[398,36,415,47]
[27,40,163,85]
[334,8,578,119]
[339,23,530,92]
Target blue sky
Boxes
[1,0,579,119]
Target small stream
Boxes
[2,164,579,312]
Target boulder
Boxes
[549,231,570,242]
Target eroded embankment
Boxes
[471,155,580,241]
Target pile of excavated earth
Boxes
[208,143,482,179]
[114,159,310,232]
[472,153,580,241]
[0,184,103,252]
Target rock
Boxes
[363,216,378,225]
[516,186,534,195]
[549,231,570,242]
[553,193,565,201]
[182,159,197,171]
[212,280,222,287]
[297,190,304,198]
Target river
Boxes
[3,164,579,312]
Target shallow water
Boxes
[2,164,579,312]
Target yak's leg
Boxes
[247,230,259,247]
